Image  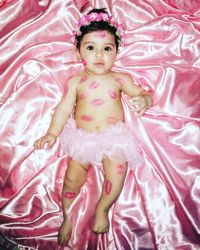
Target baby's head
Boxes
[73,8,125,51]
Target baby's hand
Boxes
[129,93,151,117]
[34,132,57,150]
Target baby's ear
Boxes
[76,49,81,62]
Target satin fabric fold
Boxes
[0,0,200,249]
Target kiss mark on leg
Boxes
[90,98,104,106]
[64,192,76,199]
[105,180,112,195]
[94,31,106,38]
[88,81,100,90]
[115,77,124,85]
[108,89,117,99]
[116,164,125,175]
[80,75,87,84]
[81,115,94,121]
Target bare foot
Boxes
[58,216,71,245]
[92,208,109,233]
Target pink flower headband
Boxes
[73,12,126,46]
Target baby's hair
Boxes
[75,8,120,50]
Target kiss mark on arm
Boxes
[115,77,124,85]
[105,180,112,195]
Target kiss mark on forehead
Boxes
[108,89,117,99]
[94,31,106,38]
[90,98,104,106]
[106,116,118,124]
[88,81,100,90]
[80,75,87,84]
[81,115,94,121]
[115,77,124,85]
[105,180,112,195]
[64,192,76,199]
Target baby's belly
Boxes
[74,107,124,132]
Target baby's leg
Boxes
[58,158,89,245]
[92,158,127,233]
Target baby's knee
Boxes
[64,175,84,189]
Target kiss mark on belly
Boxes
[94,31,106,38]
[106,116,118,124]
[105,180,112,195]
[64,192,77,199]
[108,89,117,99]
[80,75,87,84]
[115,77,124,85]
[90,98,104,106]
[79,91,89,99]
[81,115,94,121]
[88,81,100,90]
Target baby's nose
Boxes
[95,49,103,57]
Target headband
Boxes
[73,12,125,46]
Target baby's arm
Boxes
[34,77,78,149]
[119,73,152,117]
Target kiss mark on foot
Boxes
[81,115,94,121]
[105,180,112,195]
[90,98,104,106]
[64,192,76,199]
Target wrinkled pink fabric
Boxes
[0,0,200,249]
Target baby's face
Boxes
[78,31,117,75]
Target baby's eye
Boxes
[87,45,94,50]
[104,46,112,51]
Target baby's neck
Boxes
[84,70,113,78]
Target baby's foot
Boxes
[58,216,71,246]
[92,208,109,234]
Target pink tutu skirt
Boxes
[59,118,143,168]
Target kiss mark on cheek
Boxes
[108,89,117,99]
[64,192,76,199]
[94,31,106,38]
[79,91,89,99]
[80,75,87,84]
[106,116,118,124]
[88,81,100,90]
[105,180,112,195]
[81,115,94,121]
[116,164,126,175]
[90,98,104,106]
[115,77,124,85]
[82,59,87,66]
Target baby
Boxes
[34,8,152,246]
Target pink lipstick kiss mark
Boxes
[63,86,68,96]
[108,89,117,99]
[116,164,125,175]
[64,192,76,199]
[80,75,87,84]
[115,77,124,85]
[105,180,112,195]
[90,98,104,106]
[106,116,118,124]
[81,115,94,121]
[79,91,89,99]
[94,31,106,38]
[88,81,100,90]
[82,59,87,66]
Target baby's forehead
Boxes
[82,31,115,44]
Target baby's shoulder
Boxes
[66,74,83,88]
[112,71,133,84]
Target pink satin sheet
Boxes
[0,0,200,249]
